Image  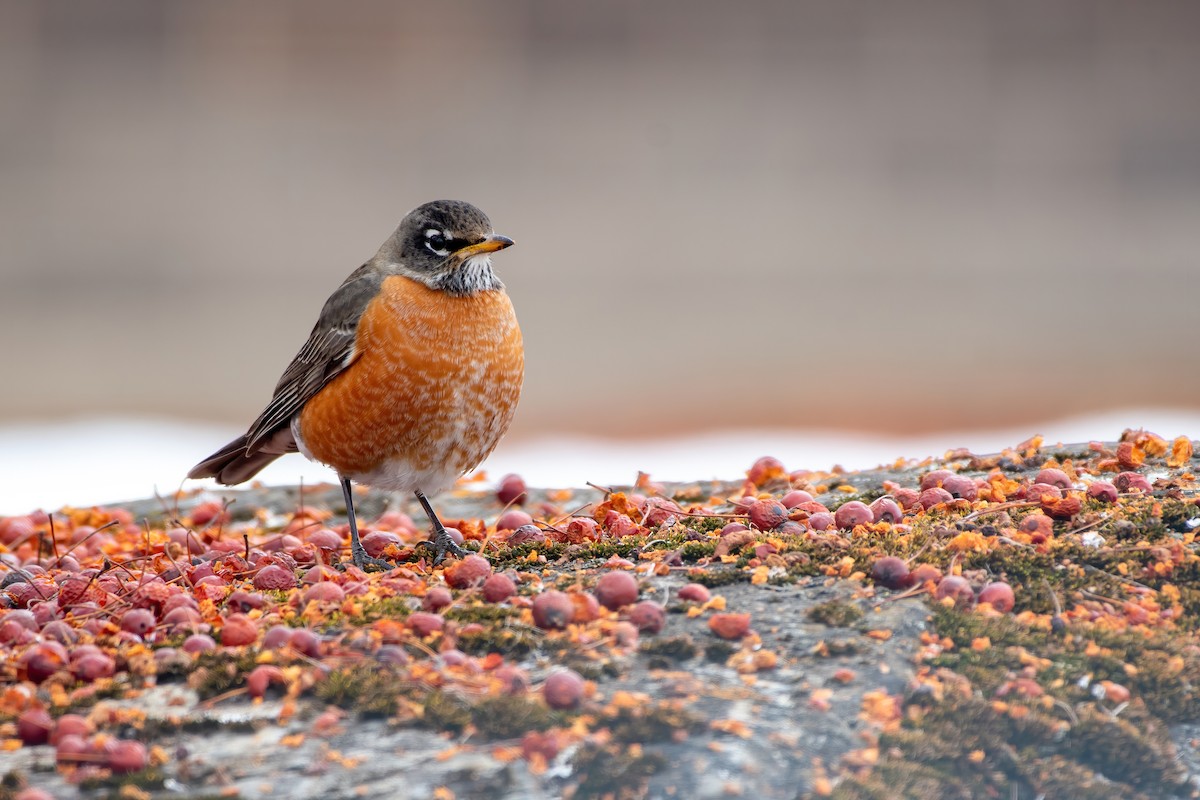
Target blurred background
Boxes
[2,0,1199,511]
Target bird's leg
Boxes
[340,477,393,572]
[415,489,469,565]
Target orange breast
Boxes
[297,275,523,481]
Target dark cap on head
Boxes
[376,200,513,294]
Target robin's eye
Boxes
[424,229,450,257]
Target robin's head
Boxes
[377,200,514,295]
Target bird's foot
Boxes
[342,544,394,573]
[418,528,469,565]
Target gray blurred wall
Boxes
[2,0,1198,440]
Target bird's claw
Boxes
[343,545,394,573]
[418,529,469,565]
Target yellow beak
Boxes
[458,234,514,257]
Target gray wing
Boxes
[243,263,384,450]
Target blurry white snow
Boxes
[0,409,1197,515]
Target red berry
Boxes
[262,625,293,649]
[220,613,258,646]
[918,487,954,509]
[493,664,529,695]
[497,474,528,506]
[1035,468,1072,489]
[747,456,786,485]
[869,498,904,524]
[978,582,1015,613]
[566,517,599,540]
[641,497,683,527]
[893,487,921,510]
[708,613,752,640]
[748,499,788,531]
[376,645,409,665]
[507,525,546,546]
[935,576,976,609]
[120,608,156,637]
[1024,483,1062,503]
[288,627,322,657]
[360,531,401,558]
[495,510,534,531]
[531,590,574,630]
[941,474,978,501]
[604,512,640,538]
[55,733,89,764]
[834,501,872,529]
[720,522,749,537]
[594,571,639,611]
[252,564,295,591]
[1114,472,1152,493]
[1087,481,1119,503]
[808,512,835,531]
[543,669,585,710]
[407,612,444,637]
[781,489,814,509]
[246,665,284,699]
[302,581,344,604]
[920,470,954,491]
[50,713,91,745]
[161,606,203,632]
[445,554,492,589]
[423,587,453,611]
[306,528,343,551]
[871,556,913,590]
[107,739,148,774]
[19,641,68,683]
[182,634,217,654]
[482,573,516,603]
[677,583,710,603]
[625,601,665,634]
[72,652,116,681]
[17,708,53,745]
[909,563,942,586]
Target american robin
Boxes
[189,200,523,569]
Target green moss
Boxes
[689,568,746,588]
[190,649,261,699]
[831,488,887,507]
[831,760,977,799]
[678,541,717,561]
[444,604,520,624]
[1063,705,1186,792]
[602,701,701,744]
[456,625,540,659]
[806,599,864,627]
[704,641,736,662]
[890,602,1198,798]
[348,595,414,624]
[835,690,1157,800]
[494,541,567,565]
[421,689,472,734]
[1159,498,1200,533]
[314,663,403,716]
[470,694,563,740]
[79,767,166,794]
[639,635,698,665]
[683,515,728,535]
[569,742,667,799]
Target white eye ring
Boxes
[424,228,450,257]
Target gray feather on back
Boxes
[244,263,384,450]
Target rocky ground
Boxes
[1,430,1199,799]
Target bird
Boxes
[188,200,523,569]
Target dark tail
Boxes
[188,428,295,486]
